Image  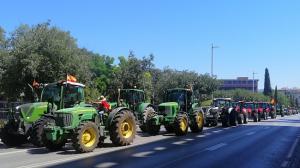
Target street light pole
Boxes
[211,43,219,78]
[252,72,257,93]
[211,43,219,101]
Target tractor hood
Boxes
[18,102,48,123]
[158,102,178,116]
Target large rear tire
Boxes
[222,113,230,127]
[139,106,155,133]
[31,117,52,147]
[72,121,100,153]
[110,110,136,146]
[243,113,248,124]
[146,110,160,135]
[253,113,258,122]
[0,121,27,147]
[164,124,174,133]
[174,113,189,136]
[229,111,237,126]
[190,111,204,133]
[237,113,243,124]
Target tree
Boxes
[263,68,272,96]
[2,22,91,100]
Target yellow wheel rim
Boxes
[180,117,188,132]
[81,128,97,148]
[196,114,204,128]
[120,119,133,139]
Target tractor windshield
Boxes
[213,100,227,107]
[63,85,84,108]
[41,84,61,104]
[120,90,144,104]
[165,90,186,103]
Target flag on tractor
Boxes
[67,74,77,82]
[270,98,276,105]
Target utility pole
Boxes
[211,43,219,78]
[211,43,219,101]
[252,72,257,93]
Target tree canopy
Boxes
[0,22,220,102]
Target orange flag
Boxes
[67,74,77,82]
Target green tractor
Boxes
[0,81,68,147]
[146,88,205,136]
[42,82,136,153]
[109,89,156,133]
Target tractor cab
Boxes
[118,89,145,110]
[164,88,193,112]
[41,81,85,110]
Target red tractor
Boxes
[235,101,248,124]
[257,102,270,120]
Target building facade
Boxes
[219,77,259,92]
[278,89,300,105]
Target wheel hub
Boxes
[121,120,133,138]
[81,128,96,148]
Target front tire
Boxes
[190,111,204,133]
[72,122,100,153]
[110,110,136,146]
[0,121,27,147]
[31,117,52,147]
[174,113,189,136]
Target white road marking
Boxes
[132,151,154,157]
[206,143,227,151]
[287,137,299,159]
[95,162,118,168]
[154,147,166,151]
[281,161,289,167]
[245,132,256,136]
[213,130,223,133]
[205,133,212,136]
[196,134,206,138]
[184,138,194,141]
[172,141,187,145]
[0,149,31,156]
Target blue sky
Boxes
[1,0,299,89]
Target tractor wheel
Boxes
[43,136,66,151]
[174,113,189,136]
[229,111,237,126]
[222,114,230,127]
[237,114,243,124]
[0,121,27,147]
[139,106,155,133]
[164,124,174,133]
[270,113,276,119]
[72,121,100,153]
[253,113,258,122]
[190,111,204,133]
[31,117,52,147]
[146,110,160,135]
[243,113,248,124]
[110,110,136,146]
[258,113,262,122]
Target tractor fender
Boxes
[137,103,155,114]
[106,107,131,129]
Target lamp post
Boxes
[211,43,219,100]
[211,43,219,78]
[252,72,257,93]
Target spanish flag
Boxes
[270,98,276,105]
[67,74,77,82]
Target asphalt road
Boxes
[1,114,300,168]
